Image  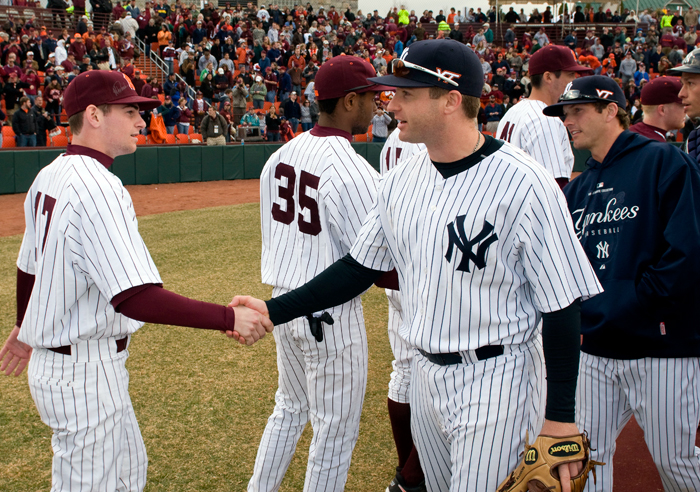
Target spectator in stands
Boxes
[370,107,391,143]
[198,48,218,73]
[23,52,39,73]
[282,91,301,133]
[30,96,57,147]
[277,65,292,102]
[4,53,23,82]
[619,52,637,84]
[279,116,294,142]
[3,72,27,119]
[12,97,38,147]
[300,99,313,131]
[175,96,192,135]
[265,105,281,141]
[214,68,229,99]
[635,62,650,86]
[201,72,215,104]
[44,78,63,125]
[200,105,228,145]
[155,95,179,134]
[163,72,178,96]
[250,75,267,110]
[180,52,197,86]
[484,94,503,134]
[231,77,249,126]
[220,51,235,72]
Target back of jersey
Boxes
[260,131,380,292]
[495,99,574,180]
[380,129,426,176]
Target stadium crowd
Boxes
[1,1,698,146]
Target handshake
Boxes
[223,296,272,345]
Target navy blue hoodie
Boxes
[564,131,700,359]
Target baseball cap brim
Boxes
[542,98,613,117]
[368,74,432,88]
[668,65,700,74]
[356,81,396,93]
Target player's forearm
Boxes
[112,284,235,331]
[265,254,383,325]
[16,268,35,327]
[541,299,581,423]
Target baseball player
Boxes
[379,129,427,492]
[629,76,685,141]
[544,75,700,491]
[248,56,389,492]
[496,45,591,188]
[672,48,700,162]
[232,39,603,492]
[0,70,272,492]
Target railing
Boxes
[134,36,195,101]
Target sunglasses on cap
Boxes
[558,89,616,104]
[392,58,459,87]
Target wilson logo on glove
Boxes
[548,442,581,457]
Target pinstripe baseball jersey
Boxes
[17,153,162,349]
[350,138,602,354]
[260,130,380,295]
[379,129,426,175]
[496,99,575,180]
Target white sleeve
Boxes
[515,171,602,313]
[74,173,162,301]
[323,153,380,254]
[16,186,38,275]
[349,193,394,272]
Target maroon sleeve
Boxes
[112,284,236,332]
[556,177,569,191]
[16,268,36,327]
[374,269,399,290]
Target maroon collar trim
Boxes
[65,144,115,169]
[310,124,352,143]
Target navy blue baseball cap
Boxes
[542,75,626,117]
[367,39,484,98]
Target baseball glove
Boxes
[496,431,604,492]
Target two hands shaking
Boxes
[224,296,273,345]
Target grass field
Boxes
[0,203,398,491]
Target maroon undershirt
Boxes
[310,124,353,142]
[556,177,569,191]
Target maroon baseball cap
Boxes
[63,70,162,117]
[529,45,593,76]
[314,55,393,100]
[640,76,682,105]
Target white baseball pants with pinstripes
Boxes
[410,337,546,492]
[28,341,146,492]
[577,352,700,492]
[247,297,368,492]
[386,289,413,404]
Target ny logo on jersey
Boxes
[596,241,610,259]
[445,217,498,272]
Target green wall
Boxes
[0,143,387,195]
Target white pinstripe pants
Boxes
[577,353,700,492]
[28,344,147,492]
[386,289,414,404]
[410,338,545,492]
[247,303,368,492]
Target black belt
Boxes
[418,345,504,366]
[49,337,128,356]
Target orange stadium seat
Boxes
[136,134,147,145]
[190,133,203,143]
[2,126,15,138]
[50,134,69,147]
[2,136,16,148]
[176,134,190,144]
[354,133,368,142]
[164,134,177,144]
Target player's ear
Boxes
[83,104,104,129]
[443,90,463,116]
[341,92,357,112]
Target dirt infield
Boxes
[0,180,260,238]
[0,177,695,490]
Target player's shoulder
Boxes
[381,147,429,184]
[493,140,561,190]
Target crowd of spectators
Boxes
[1,1,698,146]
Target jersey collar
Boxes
[66,144,115,169]
[310,124,352,143]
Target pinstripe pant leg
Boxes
[386,290,412,404]
[28,349,146,492]
[624,358,700,492]
[302,311,368,492]
[412,347,543,492]
[577,353,632,492]
[410,354,451,492]
[248,320,310,492]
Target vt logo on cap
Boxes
[436,68,462,83]
[596,89,614,99]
